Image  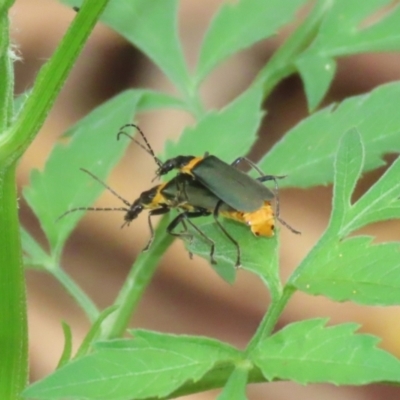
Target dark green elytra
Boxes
[161,174,234,213]
[189,156,274,212]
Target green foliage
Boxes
[23,91,138,258]
[297,0,400,109]
[163,84,264,162]
[0,1,110,399]
[250,319,400,384]
[260,83,400,187]
[291,130,400,306]
[25,331,242,400]
[1,0,399,399]
[196,0,308,85]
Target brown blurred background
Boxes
[11,0,400,399]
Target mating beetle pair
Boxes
[117,124,299,266]
[60,124,299,267]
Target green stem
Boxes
[51,267,100,323]
[21,227,100,322]
[245,286,295,354]
[0,0,14,130]
[100,216,174,339]
[246,228,337,354]
[0,0,111,164]
[0,2,27,398]
[244,0,334,354]
[243,230,283,353]
[0,3,111,397]
[0,164,28,399]
[255,0,332,99]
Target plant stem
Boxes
[51,267,100,323]
[245,286,295,354]
[0,0,13,130]
[99,215,174,339]
[0,1,27,398]
[242,229,282,353]
[0,0,111,164]
[0,2,111,397]
[243,0,334,355]
[0,164,28,399]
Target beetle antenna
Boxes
[117,123,163,168]
[57,169,132,221]
[57,206,129,221]
[80,168,131,207]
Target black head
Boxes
[123,185,162,226]
[156,155,196,177]
[123,199,144,226]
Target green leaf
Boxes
[162,85,280,283]
[290,130,400,305]
[61,0,190,95]
[24,330,241,400]
[217,366,249,400]
[294,237,400,306]
[250,318,400,385]
[296,1,400,109]
[164,84,264,164]
[185,218,279,288]
[23,91,140,257]
[135,89,186,113]
[260,82,400,188]
[181,218,238,284]
[196,0,308,84]
[330,128,364,232]
[342,156,400,235]
[296,54,336,111]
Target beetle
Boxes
[161,172,276,266]
[59,168,275,266]
[58,169,214,261]
[117,123,299,235]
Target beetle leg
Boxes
[231,157,285,184]
[231,157,285,218]
[258,174,282,220]
[213,200,241,268]
[143,207,170,251]
[231,156,266,176]
[256,175,301,235]
[231,157,301,236]
[174,174,191,204]
[168,210,217,264]
[169,215,194,259]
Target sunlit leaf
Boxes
[61,0,190,94]
[24,330,241,400]
[196,0,307,84]
[251,319,400,385]
[260,82,400,188]
[296,1,400,109]
[23,91,139,256]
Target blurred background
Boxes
[11,0,400,398]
